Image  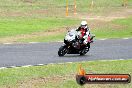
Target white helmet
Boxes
[80,21,88,30]
[81,21,87,25]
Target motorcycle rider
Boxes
[76,21,92,45]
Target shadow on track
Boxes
[58,54,90,58]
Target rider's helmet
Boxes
[80,21,88,31]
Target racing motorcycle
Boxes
[58,29,95,56]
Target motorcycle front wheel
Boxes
[58,46,67,56]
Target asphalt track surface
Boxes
[0,38,132,67]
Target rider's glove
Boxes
[83,40,88,45]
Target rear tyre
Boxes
[80,47,89,56]
[58,46,67,56]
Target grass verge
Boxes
[93,17,132,39]
[0,0,131,17]
[0,59,132,88]
[18,33,65,42]
[18,17,132,43]
[0,17,80,37]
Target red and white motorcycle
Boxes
[58,29,95,56]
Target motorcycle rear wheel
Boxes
[80,47,89,56]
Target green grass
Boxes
[0,0,132,42]
[19,33,65,42]
[0,18,79,37]
[0,59,132,88]
[0,0,131,17]
[0,17,131,42]
[18,17,132,42]
[92,17,132,39]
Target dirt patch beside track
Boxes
[17,74,75,88]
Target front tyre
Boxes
[58,46,67,56]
